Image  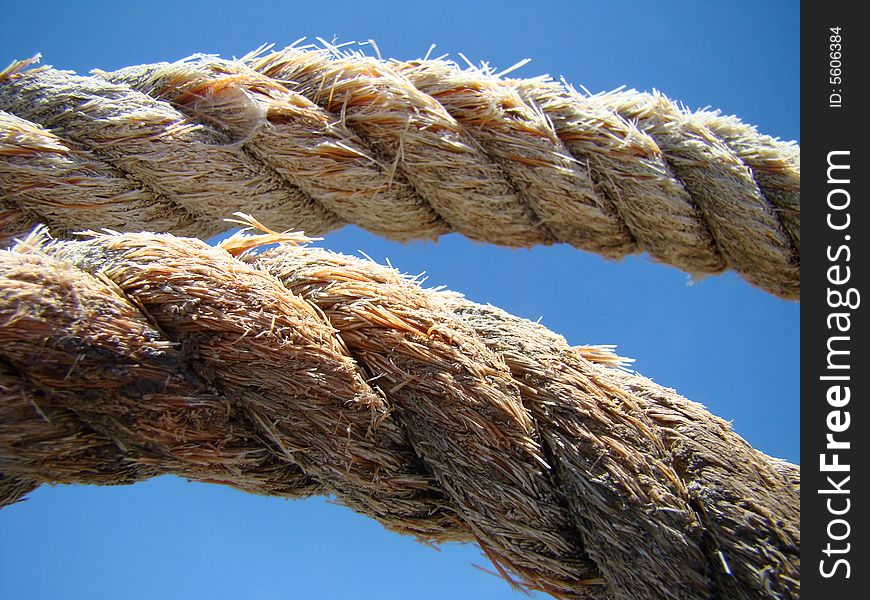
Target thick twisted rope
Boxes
[0,222,799,599]
[0,44,800,298]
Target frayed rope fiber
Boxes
[0,42,799,298]
[0,220,798,600]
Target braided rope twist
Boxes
[0,221,798,599]
[0,44,799,298]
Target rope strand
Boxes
[0,45,800,298]
[0,225,799,599]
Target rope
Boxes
[0,44,800,298]
[0,221,799,599]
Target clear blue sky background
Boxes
[0,1,799,598]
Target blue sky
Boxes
[0,1,799,598]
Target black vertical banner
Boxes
[802,2,869,597]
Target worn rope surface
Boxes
[0,43,800,298]
[0,223,799,599]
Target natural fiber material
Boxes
[0,222,799,599]
[0,44,799,298]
